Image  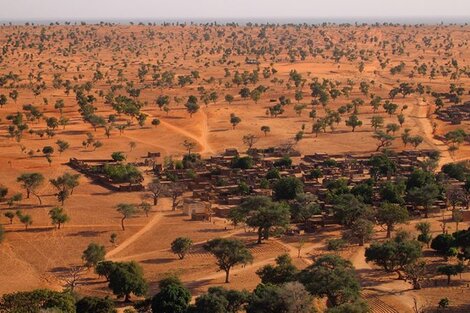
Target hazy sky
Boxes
[1,0,469,21]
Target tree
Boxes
[371,115,384,131]
[182,139,197,155]
[256,254,299,285]
[17,211,32,230]
[273,177,304,201]
[225,94,234,104]
[185,101,200,117]
[290,194,321,227]
[0,94,7,107]
[48,207,70,229]
[383,101,398,116]
[345,114,362,132]
[431,234,455,258]
[247,282,313,313]
[147,180,163,206]
[56,140,70,154]
[0,289,75,313]
[261,125,271,136]
[151,118,161,127]
[251,90,261,103]
[242,134,259,150]
[235,196,291,244]
[17,173,44,204]
[332,194,371,227]
[4,211,15,224]
[230,113,241,129]
[403,260,427,290]
[191,287,249,313]
[204,238,253,283]
[373,131,395,152]
[344,218,374,246]
[50,172,80,205]
[151,277,191,313]
[82,243,106,268]
[116,203,138,230]
[171,237,193,259]
[407,183,440,218]
[299,254,361,307]
[111,151,126,162]
[108,261,147,302]
[376,202,409,238]
[365,232,422,278]
[437,263,464,285]
[416,222,432,247]
[76,296,116,313]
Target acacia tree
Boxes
[17,173,44,204]
[116,203,138,230]
[345,114,362,132]
[108,261,147,302]
[171,237,193,260]
[204,238,253,283]
[147,180,162,206]
[242,134,259,151]
[376,202,409,238]
[50,173,80,205]
[232,196,290,244]
[82,243,106,268]
[48,207,70,229]
[299,254,361,307]
[261,125,271,136]
[365,232,422,279]
[151,277,191,313]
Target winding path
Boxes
[105,212,163,260]
[158,108,214,155]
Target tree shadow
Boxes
[141,258,175,265]
[68,230,108,237]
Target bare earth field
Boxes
[0,23,470,312]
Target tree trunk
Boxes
[257,228,263,244]
[35,193,42,205]
[225,268,230,283]
[447,275,451,285]
[153,197,158,206]
[386,225,392,238]
[121,217,126,230]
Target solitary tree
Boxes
[82,243,106,268]
[171,237,193,259]
[299,254,361,307]
[151,276,191,313]
[261,125,271,136]
[108,261,147,302]
[48,207,70,229]
[376,202,409,238]
[345,114,362,132]
[204,238,253,283]
[17,173,44,204]
[116,203,138,230]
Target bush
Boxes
[327,238,347,251]
[76,296,116,313]
[231,156,253,169]
[102,163,143,184]
[431,234,455,255]
[274,156,292,168]
[272,177,304,200]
